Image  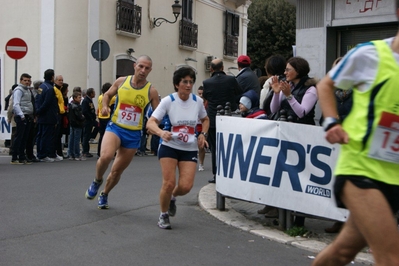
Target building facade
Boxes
[0,0,252,109]
[295,0,397,80]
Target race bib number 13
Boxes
[368,112,399,164]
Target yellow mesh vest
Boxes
[335,40,399,185]
[110,76,151,130]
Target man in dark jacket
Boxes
[35,69,58,162]
[236,55,260,96]
[203,58,242,183]
[81,87,96,157]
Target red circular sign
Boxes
[5,38,28,60]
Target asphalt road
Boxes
[0,153,318,266]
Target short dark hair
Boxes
[43,69,54,80]
[86,87,95,96]
[20,73,31,80]
[265,55,286,76]
[197,85,204,91]
[61,83,69,95]
[173,67,196,92]
[211,61,223,71]
[287,57,310,79]
[73,86,82,93]
[101,82,112,94]
[72,91,81,100]
[238,62,250,68]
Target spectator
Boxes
[10,73,34,164]
[53,75,65,161]
[97,82,115,158]
[25,81,41,163]
[203,58,242,183]
[269,56,318,226]
[236,55,260,97]
[196,86,207,171]
[68,91,86,160]
[81,87,96,158]
[5,84,19,152]
[36,69,59,162]
[260,55,286,115]
[239,90,267,119]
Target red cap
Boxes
[237,55,251,64]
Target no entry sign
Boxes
[5,38,28,60]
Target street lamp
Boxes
[153,0,182,28]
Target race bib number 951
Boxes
[117,103,142,126]
[369,112,399,164]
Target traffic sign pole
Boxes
[99,40,102,95]
[14,60,18,84]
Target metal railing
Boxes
[224,34,238,57]
[179,20,198,49]
[116,1,141,36]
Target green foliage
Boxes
[247,0,296,72]
[285,226,308,237]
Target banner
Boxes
[0,112,12,140]
[216,116,348,222]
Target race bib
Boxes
[368,112,399,164]
[117,103,142,126]
[171,125,195,145]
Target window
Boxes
[224,11,239,57]
[182,0,193,21]
[225,11,239,37]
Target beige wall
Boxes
[0,0,248,106]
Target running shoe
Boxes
[53,155,63,161]
[40,157,55,163]
[158,213,171,229]
[10,160,24,165]
[98,191,109,209]
[85,179,103,199]
[168,199,177,217]
[198,164,204,171]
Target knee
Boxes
[179,183,193,195]
[162,180,175,193]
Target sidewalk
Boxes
[198,183,374,265]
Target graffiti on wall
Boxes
[346,0,383,13]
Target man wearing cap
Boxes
[203,58,242,183]
[236,55,260,96]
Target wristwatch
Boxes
[322,117,340,132]
[200,132,208,138]
[286,94,293,100]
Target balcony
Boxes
[179,20,198,50]
[116,1,141,38]
[224,34,238,57]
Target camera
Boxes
[278,75,286,82]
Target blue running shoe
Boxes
[98,191,109,209]
[85,179,103,200]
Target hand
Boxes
[279,81,291,97]
[271,76,281,94]
[325,124,349,144]
[101,106,110,117]
[160,130,172,142]
[197,134,208,149]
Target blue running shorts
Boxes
[106,122,141,149]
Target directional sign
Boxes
[91,39,110,62]
[5,38,28,60]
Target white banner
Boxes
[215,116,349,222]
[0,112,12,140]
